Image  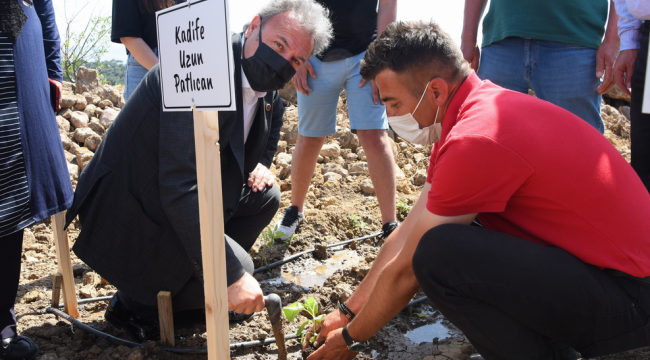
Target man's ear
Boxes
[244,15,261,40]
[429,78,450,106]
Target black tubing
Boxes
[254,232,382,274]
[57,296,112,308]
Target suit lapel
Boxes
[230,33,245,177]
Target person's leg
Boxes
[0,230,25,340]
[529,40,604,133]
[224,183,281,252]
[345,52,396,225]
[290,135,326,213]
[630,22,650,192]
[477,37,530,94]
[412,224,650,360]
[124,53,151,102]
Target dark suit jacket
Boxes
[65,33,285,305]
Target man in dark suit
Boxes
[64,0,332,339]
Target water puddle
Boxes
[405,322,451,344]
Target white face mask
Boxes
[387,81,442,145]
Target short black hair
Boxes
[360,21,468,98]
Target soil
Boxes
[13,94,646,360]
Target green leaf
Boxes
[310,335,316,343]
[297,320,311,336]
[314,314,325,323]
[415,313,429,318]
[282,302,304,322]
[303,297,319,318]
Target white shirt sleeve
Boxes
[615,0,643,50]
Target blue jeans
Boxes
[124,48,158,102]
[478,38,604,133]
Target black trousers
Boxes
[412,224,650,360]
[119,183,281,318]
[631,21,650,193]
[0,230,25,340]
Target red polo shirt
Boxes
[426,72,650,278]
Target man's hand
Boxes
[359,78,382,105]
[308,328,356,360]
[596,39,620,94]
[302,309,349,349]
[293,60,316,96]
[227,272,265,314]
[613,49,639,96]
[460,41,480,71]
[248,163,274,192]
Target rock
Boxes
[604,85,631,103]
[620,105,631,120]
[348,162,369,176]
[346,153,358,161]
[76,148,94,171]
[360,179,375,195]
[64,150,75,163]
[67,163,79,181]
[279,81,297,105]
[60,94,76,109]
[94,107,103,118]
[83,272,101,287]
[83,104,97,118]
[73,94,87,110]
[320,143,341,158]
[88,119,105,136]
[280,107,299,145]
[321,196,336,207]
[275,152,292,168]
[396,168,406,180]
[118,95,125,109]
[97,99,113,109]
[413,171,427,186]
[79,284,95,298]
[388,138,400,159]
[276,140,287,154]
[40,353,59,360]
[97,84,121,105]
[84,134,102,151]
[127,350,144,360]
[398,142,408,150]
[323,172,342,183]
[56,116,71,134]
[75,67,100,94]
[356,147,366,161]
[321,163,347,177]
[72,264,89,276]
[58,108,72,120]
[313,240,329,260]
[23,291,41,303]
[100,107,119,129]
[60,133,71,151]
[279,165,291,179]
[334,129,360,150]
[62,81,75,94]
[73,127,96,143]
[68,142,82,156]
[70,111,89,129]
[413,153,425,163]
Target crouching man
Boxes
[308,22,650,360]
[64,0,332,340]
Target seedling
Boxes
[349,215,368,230]
[407,306,429,318]
[259,224,288,266]
[283,297,325,344]
[397,200,412,219]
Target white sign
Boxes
[157,0,236,112]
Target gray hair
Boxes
[257,0,333,57]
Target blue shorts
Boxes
[297,51,388,137]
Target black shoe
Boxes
[274,205,304,241]
[104,293,160,342]
[229,311,254,324]
[377,221,398,240]
[0,336,39,360]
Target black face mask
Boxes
[241,19,297,92]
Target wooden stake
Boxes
[51,273,63,308]
[52,212,80,318]
[192,108,230,360]
[157,291,175,347]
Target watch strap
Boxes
[341,324,354,346]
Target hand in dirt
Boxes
[307,327,356,360]
[227,272,265,314]
[247,163,274,192]
[309,309,349,348]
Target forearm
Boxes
[604,0,621,44]
[461,0,487,42]
[122,37,159,70]
[377,0,397,36]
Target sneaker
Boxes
[377,221,399,240]
[0,336,39,360]
[275,205,304,241]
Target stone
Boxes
[58,108,72,120]
[56,116,71,134]
[84,134,102,151]
[321,163,347,178]
[413,171,427,186]
[413,153,425,163]
[94,107,103,118]
[398,142,408,150]
[79,284,95,298]
[23,290,41,303]
[333,128,360,150]
[604,85,631,103]
[396,168,406,180]
[83,104,97,118]
[60,133,71,151]
[40,353,59,360]
[72,264,89,276]
[346,153,358,161]
[69,111,89,129]
[275,152,292,168]
[279,81,297,105]
[348,162,369,176]
[76,148,94,171]
[280,108,299,145]
[62,81,75,94]
[75,67,100,94]
[83,92,94,105]
[356,147,366,161]
[276,140,287,154]
[397,179,413,194]
[323,172,342,183]
[118,95,125,109]
[60,94,76,109]
[320,143,341,158]
[67,163,79,181]
[68,143,82,156]
[83,272,101,287]
[360,179,375,195]
[97,84,121,105]
[97,99,113,109]
[620,105,631,120]
[100,107,119,129]
[279,165,291,179]
[73,127,96,143]
[88,120,105,136]
[64,150,75,163]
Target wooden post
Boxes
[192,108,230,359]
[51,273,63,308]
[52,212,80,318]
[157,291,175,347]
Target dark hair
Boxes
[138,0,174,13]
[360,21,468,97]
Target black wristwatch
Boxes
[342,324,367,352]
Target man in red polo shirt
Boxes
[307,21,650,360]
